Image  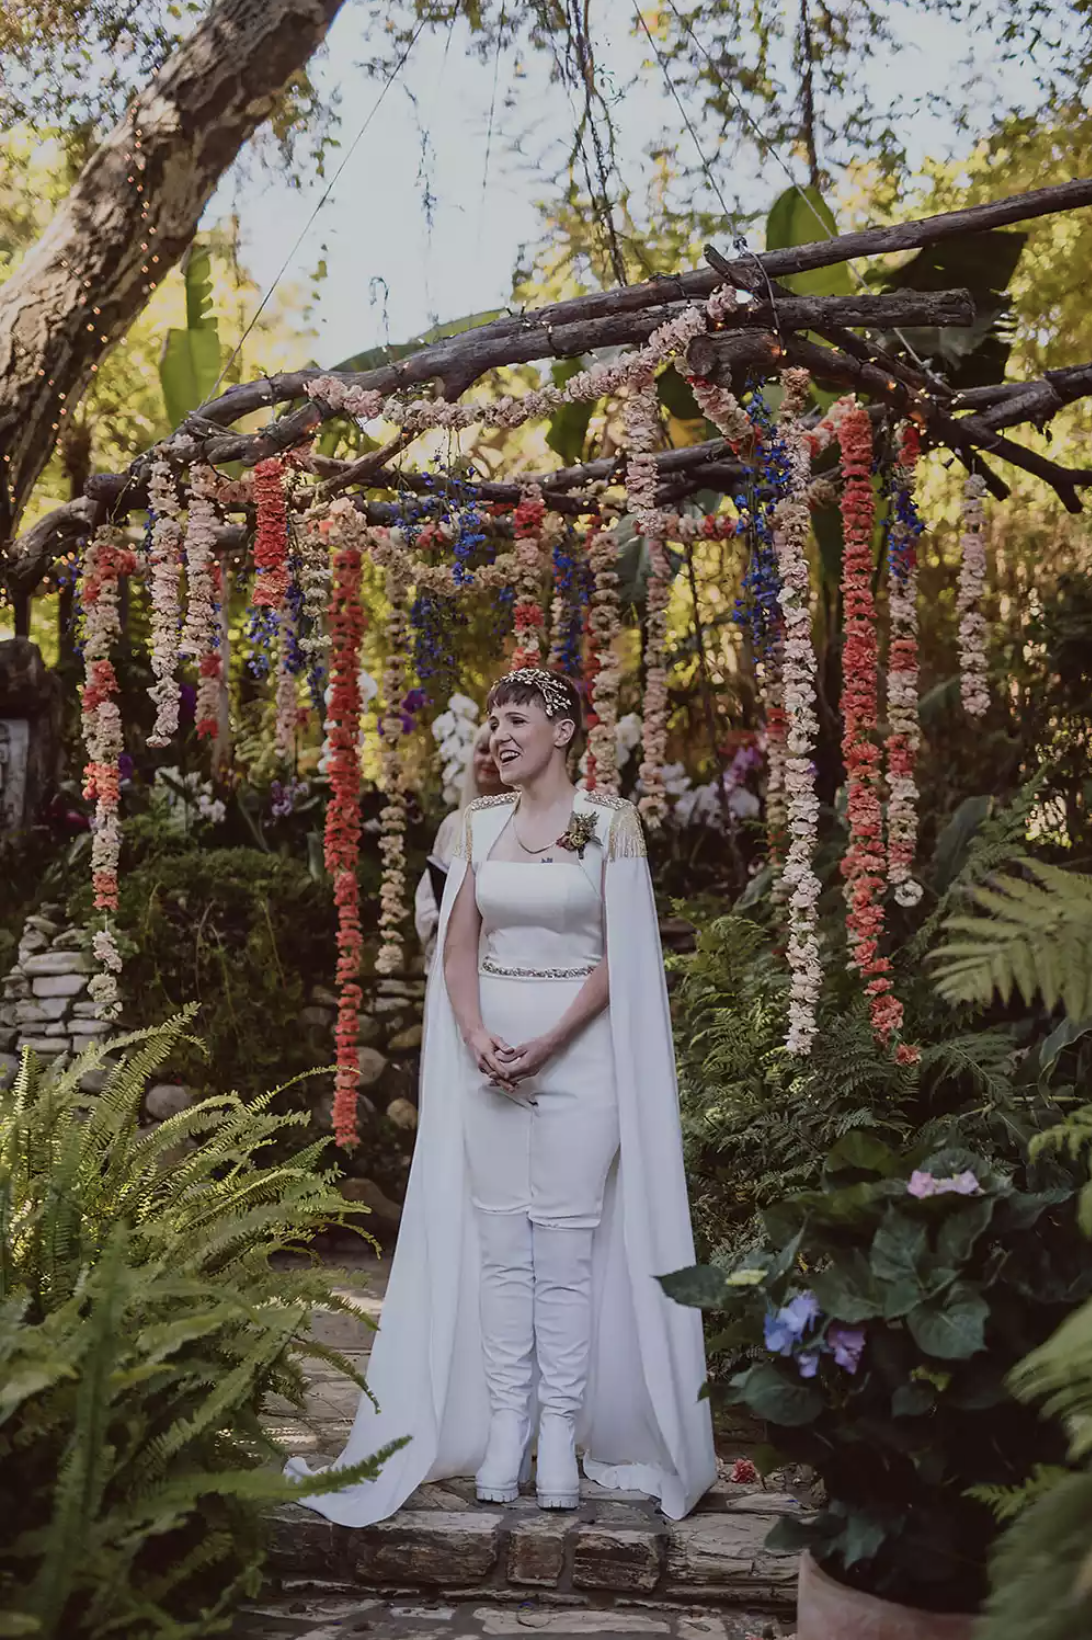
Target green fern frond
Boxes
[968,1465,1073,1522]
[930,861,1092,1017]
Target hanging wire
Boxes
[651,0,935,376]
[210,19,427,399]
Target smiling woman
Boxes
[288,665,716,1525]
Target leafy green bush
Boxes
[67,842,336,1106]
[0,1016,401,1639]
[663,1124,1090,1613]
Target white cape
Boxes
[288,788,716,1524]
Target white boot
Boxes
[532,1223,594,1510]
[475,1210,535,1503]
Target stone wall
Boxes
[0,903,109,1084]
[0,911,428,1235]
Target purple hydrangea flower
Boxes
[797,1350,820,1379]
[908,1169,982,1199]
[764,1291,820,1355]
[117,752,135,783]
[908,1170,937,1198]
[827,1323,867,1374]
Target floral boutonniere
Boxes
[556,811,599,859]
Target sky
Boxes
[204,3,1044,370]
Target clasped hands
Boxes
[468,1026,557,1102]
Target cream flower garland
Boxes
[376,564,411,976]
[957,474,989,717]
[772,369,822,1055]
[638,534,671,828]
[181,462,223,742]
[146,459,184,747]
[299,507,333,680]
[585,523,623,793]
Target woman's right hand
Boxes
[467,1026,517,1087]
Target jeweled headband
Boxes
[494,667,574,720]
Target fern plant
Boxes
[930,858,1092,1019]
[0,1014,403,1639]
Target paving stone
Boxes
[44,1021,70,1036]
[386,1097,419,1129]
[51,928,89,950]
[696,1484,802,1516]
[31,973,88,998]
[477,1612,670,1634]
[267,1503,350,1578]
[0,1052,18,1088]
[311,985,341,1008]
[355,1512,500,1587]
[22,950,94,976]
[663,1513,796,1607]
[404,1482,476,1512]
[389,1025,423,1052]
[505,1514,570,1586]
[14,1001,50,1025]
[69,1018,112,1037]
[19,1037,66,1055]
[301,1006,335,1028]
[571,1523,665,1593]
[24,915,60,936]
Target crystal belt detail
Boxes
[480,955,598,981]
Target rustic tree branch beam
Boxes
[706,177,1092,284]
[687,330,1092,510]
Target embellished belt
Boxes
[480,955,598,981]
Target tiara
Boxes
[497,668,574,720]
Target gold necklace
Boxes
[513,821,557,855]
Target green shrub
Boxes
[0,1016,401,1639]
[67,844,336,1108]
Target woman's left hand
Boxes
[497,1033,559,1083]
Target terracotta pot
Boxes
[797,1551,978,1640]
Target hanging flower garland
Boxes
[958,473,989,717]
[146,459,184,747]
[885,425,926,907]
[80,526,137,1020]
[772,368,823,1054]
[274,603,301,764]
[181,462,223,742]
[323,516,367,1150]
[638,534,672,828]
[510,484,549,668]
[839,402,903,1044]
[376,564,412,976]
[548,529,586,676]
[298,508,333,705]
[585,524,623,793]
[249,456,290,671]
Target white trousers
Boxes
[466,974,619,1228]
[476,1210,595,1420]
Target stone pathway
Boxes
[245,1252,800,1639]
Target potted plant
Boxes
[663,1125,1092,1638]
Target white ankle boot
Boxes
[532,1223,594,1510]
[475,1211,535,1504]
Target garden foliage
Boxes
[0,1016,400,1639]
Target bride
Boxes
[289,666,715,1523]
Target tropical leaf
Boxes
[873,229,1027,388]
[765,185,853,299]
[158,242,223,430]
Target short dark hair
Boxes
[487,670,584,733]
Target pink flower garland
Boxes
[80,526,137,1020]
[773,369,822,1055]
[958,474,989,717]
[838,402,903,1045]
[323,517,366,1149]
[510,484,548,669]
[886,426,924,908]
[146,459,184,747]
[181,462,223,742]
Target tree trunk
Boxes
[0,0,347,566]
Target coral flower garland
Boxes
[886,427,925,907]
[376,565,412,977]
[323,525,367,1149]
[80,526,137,1020]
[510,484,548,668]
[252,457,291,610]
[838,402,903,1043]
[146,460,184,747]
[958,474,989,717]
[773,369,823,1054]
